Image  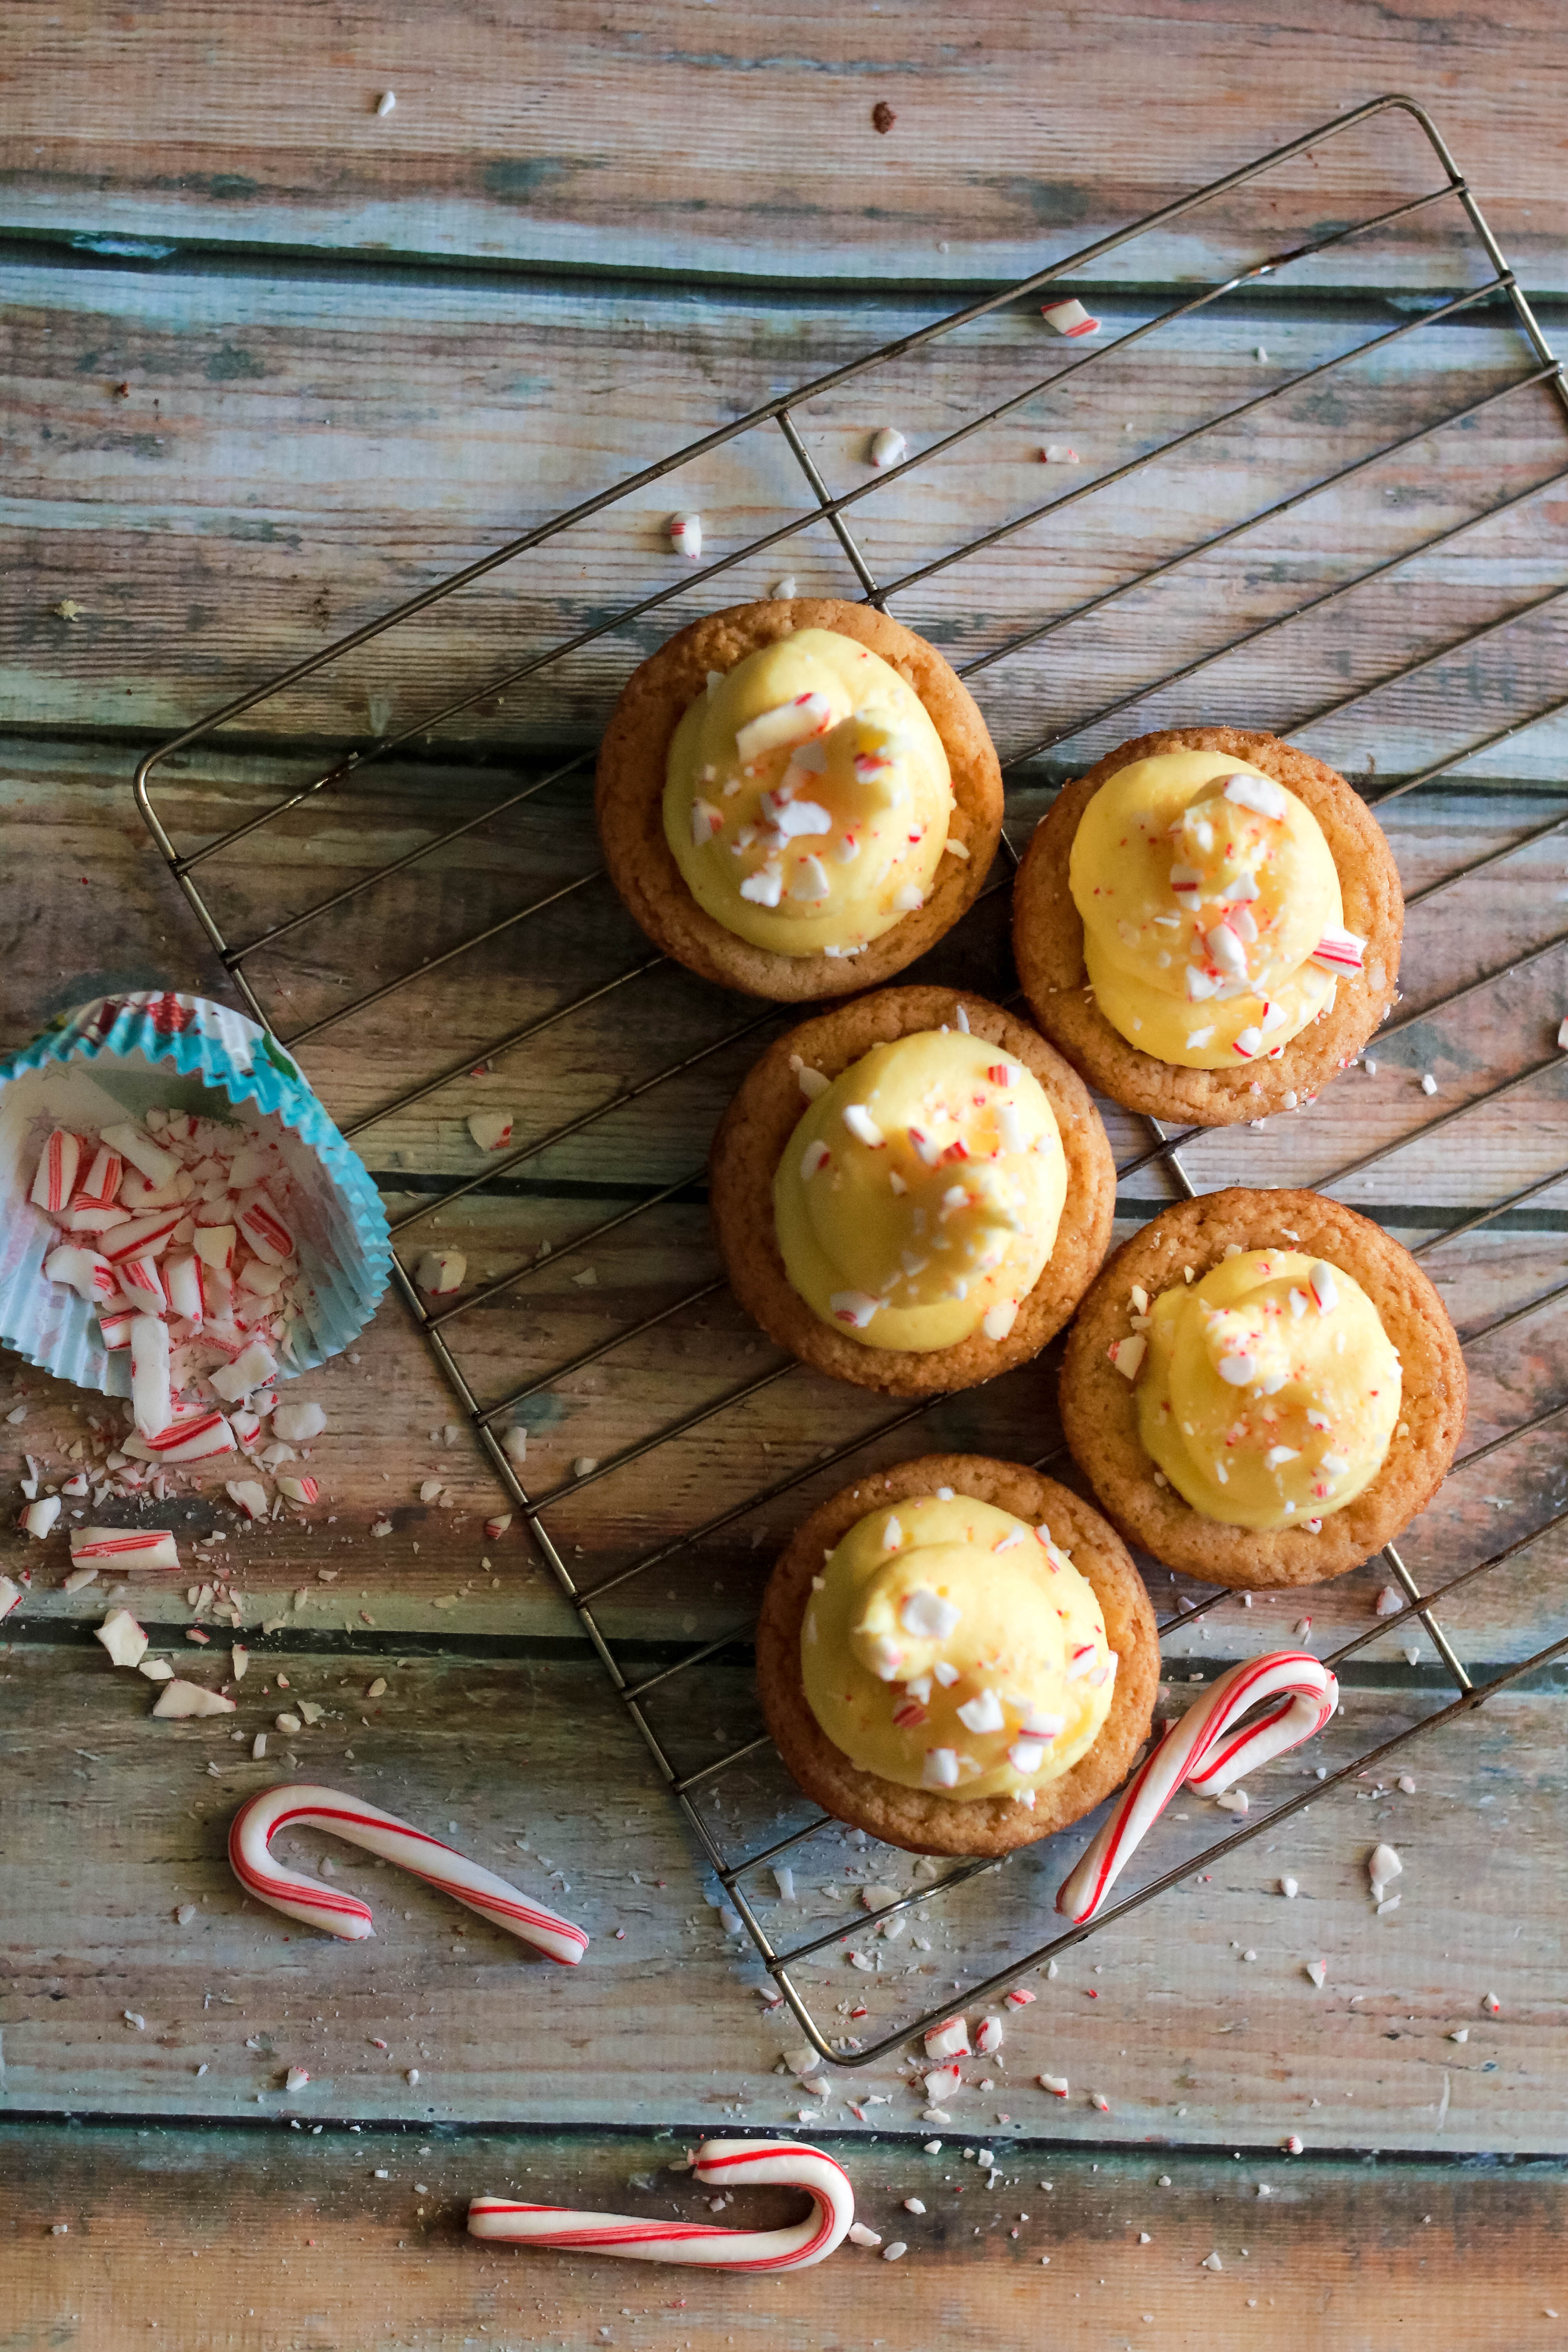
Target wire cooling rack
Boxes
[133,97,1568,2066]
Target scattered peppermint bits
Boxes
[869,427,907,469]
[669,512,702,560]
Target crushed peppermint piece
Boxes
[869,426,907,468]
[1041,297,1099,338]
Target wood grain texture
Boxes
[2,19,1568,2337]
[4,2123,1568,2352]
[2,1628,1566,2148]
[5,264,1566,756]
[5,2,1568,293]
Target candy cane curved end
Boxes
[1056,1652,1338,1926]
[228,1784,588,1965]
[467,2139,855,2271]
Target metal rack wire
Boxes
[132,96,1568,2068]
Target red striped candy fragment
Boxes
[31,1129,82,1214]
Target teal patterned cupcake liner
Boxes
[0,991,390,1403]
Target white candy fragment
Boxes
[1280,1877,1299,1899]
[1111,1335,1145,1381]
[125,1411,235,1464]
[95,1608,149,1669]
[152,1679,237,1719]
[226,1480,269,1521]
[71,1527,180,1570]
[285,2066,311,2093]
[235,1190,294,1265]
[44,1245,115,1302]
[842,1104,885,1148]
[981,1299,1018,1341]
[209,1341,279,1402]
[193,1223,236,1272]
[1310,924,1367,973]
[0,1575,22,1621]
[1305,1960,1327,1988]
[848,2223,882,2249]
[735,692,835,764]
[20,1496,61,1539]
[129,1315,172,1437]
[1223,772,1287,822]
[1368,1843,1403,1900]
[956,1689,1005,1735]
[1038,2073,1069,2098]
[923,2015,970,2061]
[374,89,396,114]
[923,2064,963,2102]
[669,512,702,560]
[975,2016,1004,2056]
[869,426,907,468]
[1040,297,1098,338]
[139,1658,174,1682]
[900,1588,961,1639]
[1374,1584,1404,1617]
[829,1289,880,1329]
[466,1110,515,1152]
[100,1122,182,1188]
[273,1400,327,1443]
[31,1127,83,1212]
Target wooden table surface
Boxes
[5,6,1568,2345]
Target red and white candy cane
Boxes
[1056,1651,1339,1925]
[228,1783,588,1966]
[468,2139,854,2271]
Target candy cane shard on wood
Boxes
[1040,296,1100,338]
[152,1678,237,1719]
[467,2139,854,2270]
[227,1784,589,1964]
[71,1526,181,1569]
[1056,1652,1339,1925]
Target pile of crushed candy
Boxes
[26,1107,321,1491]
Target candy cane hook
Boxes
[1056,1651,1338,1925]
[228,1783,588,1965]
[468,2138,854,2270]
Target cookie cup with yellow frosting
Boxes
[710,985,1116,1397]
[596,599,1003,1001]
[755,1454,1160,1857]
[1060,1188,1466,1589]
[1013,726,1402,1124]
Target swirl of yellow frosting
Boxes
[1134,1248,1401,1530]
[774,1028,1065,1352]
[663,629,955,957]
[1069,750,1361,1069]
[800,1492,1117,1801]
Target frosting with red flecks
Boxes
[1069,751,1352,1067]
[800,1492,1115,1801]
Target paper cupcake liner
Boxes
[0,991,391,1404]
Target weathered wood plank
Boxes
[5,2121,1565,2352]
[2,738,1566,1661]
[5,263,1565,751]
[5,1,1567,293]
[1,1633,1564,2148]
